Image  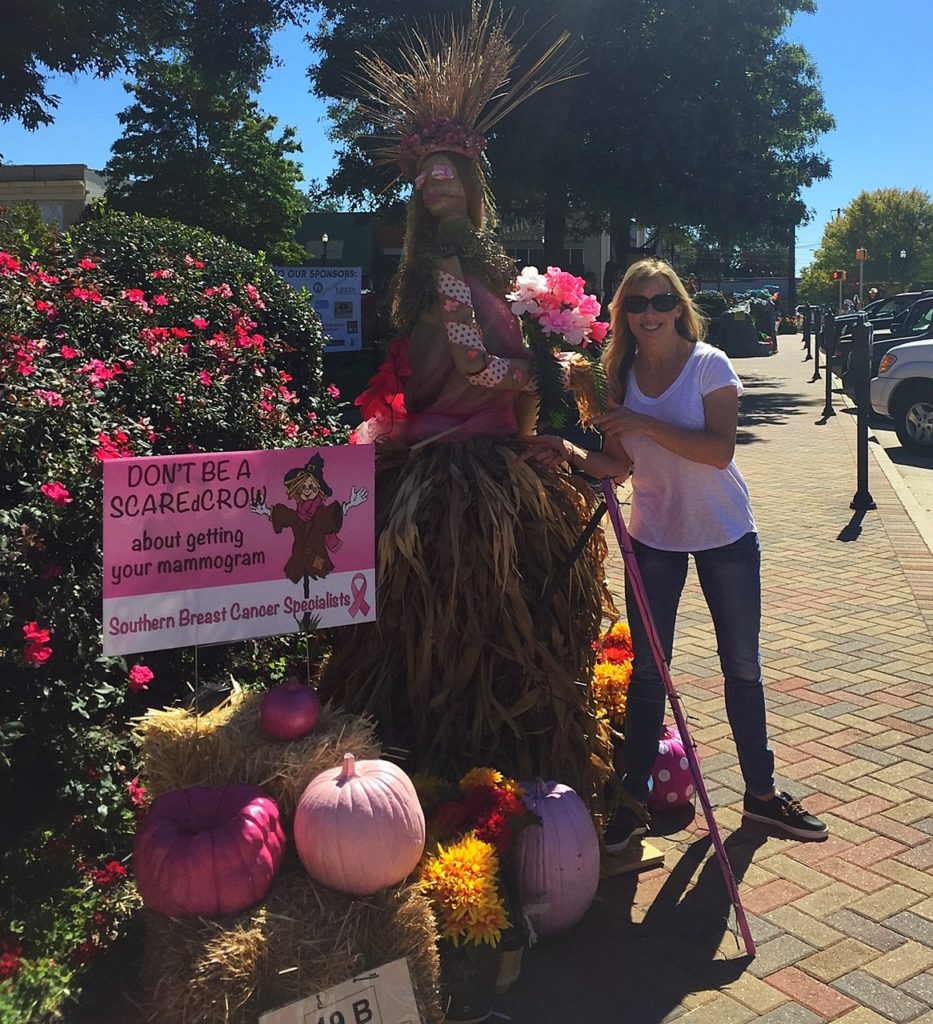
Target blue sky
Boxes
[1,0,931,270]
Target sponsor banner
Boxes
[103,445,374,655]
[274,266,362,351]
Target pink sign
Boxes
[102,446,375,655]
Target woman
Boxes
[525,259,828,848]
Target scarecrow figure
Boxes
[320,4,616,813]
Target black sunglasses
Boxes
[623,293,680,313]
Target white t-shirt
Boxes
[622,341,757,552]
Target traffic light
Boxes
[831,270,847,282]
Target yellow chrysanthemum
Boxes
[499,776,525,798]
[603,622,632,644]
[420,833,508,946]
[459,767,503,792]
[592,660,632,718]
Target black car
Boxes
[829,292,932,369]
[841,296,933,394]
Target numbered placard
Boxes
[258,958,420,1024]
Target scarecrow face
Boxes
[420,154,468,223]
[296,475,321,501]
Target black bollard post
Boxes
[849,313,877,510]
[822,311,836,418]
[802,303,813,361]
[810,310,822,381]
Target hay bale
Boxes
[142,868,443,1024]
[133,691,381,817]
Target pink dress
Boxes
[355,274,530,443]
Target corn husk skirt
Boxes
[320,437,615,810]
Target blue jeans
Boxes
[621,531,775,803]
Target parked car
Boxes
[842,297,933,396]
[869,336,933,454]
[887,292,933,336]
[829,292,933,370]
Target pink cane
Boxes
[601,478,756,958]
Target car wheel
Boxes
[892,382,933,455]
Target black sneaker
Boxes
[743,790,829,840]
[603,804,649,854]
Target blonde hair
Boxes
[602,258,707,400]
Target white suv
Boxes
[870,338,933,455]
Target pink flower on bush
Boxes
[68,286,102,304]
[40,481,72,506]
[0,936,24,981]
[283,421,298,438]
[126,776,148,807]
[198,370,213,387]
[34,299,57,317]
[88,860,127,886]
[152,294,169,306]
[23,621,52,666]
[128,664,154,692]
[191,316,208,330]
[79,358,122,388]
[60,344,79,359]
[151,268,173,279]
[35,389,64,407]
[0,251,22,276]
[95,431,133,461]
[77,257,98,270]
[326,383,341,399]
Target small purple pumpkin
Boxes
[133,784,286,917]
[516,779,600,936]
[648,724,696,810]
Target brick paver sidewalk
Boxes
[498,336,933,1023]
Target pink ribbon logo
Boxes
[348,573,371,618]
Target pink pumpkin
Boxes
[133,784,286,917]
[516,779,600,936]
[294,753,425,896]
[648,724,696,810]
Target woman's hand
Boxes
[590,405,653,442]
[516,434,572,469]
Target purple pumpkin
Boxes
[516,779,600,936]
[648,724,696,810]
[133,784,286,917]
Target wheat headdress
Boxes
[352,2,580,182]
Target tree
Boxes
[800,188,933,303]
[105,58,307,263]
[0,0,314,129]
[308,0,832,260]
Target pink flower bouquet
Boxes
[508,266,609,427]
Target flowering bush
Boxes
[0,205,345,1020]
[413,768,538,947]
[508,265,608,427]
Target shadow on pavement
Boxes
[495,826,769,1023]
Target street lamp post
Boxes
[899,249,907,289]
[321,233,329,267]
[855,247,868,305]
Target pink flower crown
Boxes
[398,117,487,180]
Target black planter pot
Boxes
[439,939,500,1024]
